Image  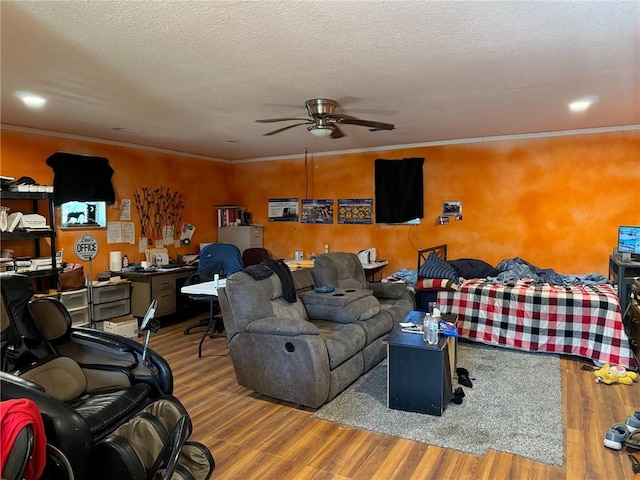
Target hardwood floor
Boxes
[149,315,639,480]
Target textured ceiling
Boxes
[1,1,639,161]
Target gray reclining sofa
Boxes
[218,252,414,408]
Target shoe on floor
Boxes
[626,411,640,433]
[456,367,473,388]
[604,423,630,450]
[627,430,640,452]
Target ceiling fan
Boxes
[256,98,395,138]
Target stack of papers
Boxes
[8,184,53,193]
[6,212,22,233]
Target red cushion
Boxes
[415,278,459,291]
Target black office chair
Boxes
[183,243,243,355]
[242,247,269,267]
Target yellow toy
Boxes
[594,363,638,385]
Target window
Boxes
[59,201,107,229]
[374,157,424,223]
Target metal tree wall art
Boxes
[133,185,186,242]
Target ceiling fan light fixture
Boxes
[259,98,392,138]
[308,125,334,138]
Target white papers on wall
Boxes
[119,199,131,220]
[107,221,135,244]
[107,222,122,243]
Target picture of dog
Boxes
[66,211,85,224]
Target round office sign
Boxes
[74,234,99,261]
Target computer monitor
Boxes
[618,225,640,261]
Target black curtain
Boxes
[374,157,424,223]
[46,152,116,206]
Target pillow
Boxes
[417,251,459,284]
[415,278,459,291]
[447,258,500,279]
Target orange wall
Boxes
[2,128,639,279]
[1,130,233,277]
[234,131,640,276]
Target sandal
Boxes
[626,411,640,433]
[604,423,630,450]
[627,430,640,452]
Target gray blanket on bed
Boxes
[493,257,609,286]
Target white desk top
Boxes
[180,261,387,294]
[362,260,388,270]
[283,259,388,271]
[180,278,226,296]
[284,259,315,270]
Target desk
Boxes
[284,259,315,270]
[363,260,389,282]
[119,266,196,318]
[180,279,226,296]
[181,279,226,357]
[608,255,640,314]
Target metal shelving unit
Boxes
[1,191,59,287]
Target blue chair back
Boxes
[198,243,243,278]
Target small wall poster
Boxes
[301,199,334,224]
[119,199,131,220]
[338,199,373,224]
[268,198,299,222]
[442,200,463,220]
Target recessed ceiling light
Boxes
[569,96,598,113]
[14,91,46,108]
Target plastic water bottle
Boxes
[424,313,439,345]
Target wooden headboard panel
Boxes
[417,244,448,269]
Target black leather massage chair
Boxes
[0,273,214,480]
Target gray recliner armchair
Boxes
[218,254,414,408]
[311,252,414,309]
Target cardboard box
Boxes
[103,315,138,339]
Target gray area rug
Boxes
[314,342,564,466]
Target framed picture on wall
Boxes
[442,200,462,217]
[338,199,373,224]
[268,198,299,222]
[59,201,107,229]
[301,199,334,224]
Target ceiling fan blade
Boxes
[263,122,310,136]
[331,124,345,139]
[256,117,310,123]
[330,114,395,131]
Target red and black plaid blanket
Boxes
[437,278,636,369]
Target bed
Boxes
[414,245,637,369]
